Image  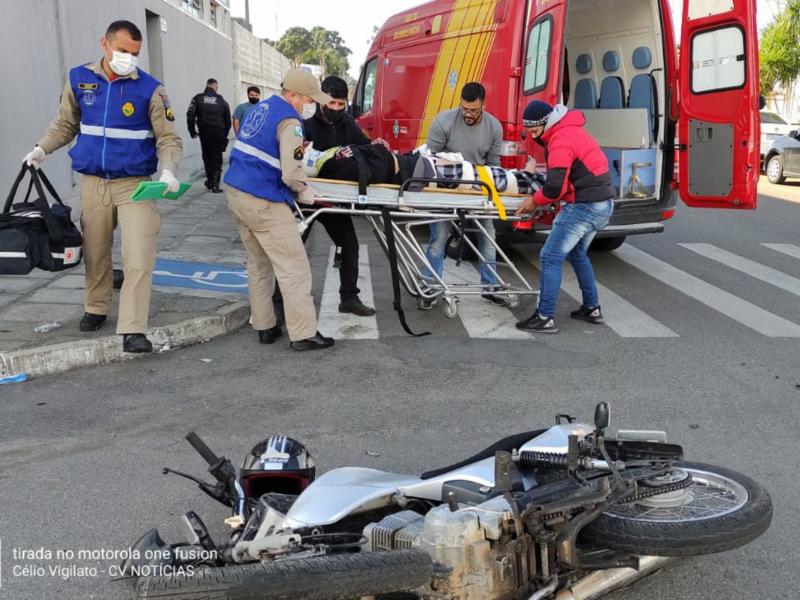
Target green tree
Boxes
[273,26,351,78]
[759,0,800,112]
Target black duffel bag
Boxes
[0,164,83,274]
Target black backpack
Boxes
[0,164,83,275]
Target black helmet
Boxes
[240,436,316,499]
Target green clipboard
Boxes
[131,181,192,201]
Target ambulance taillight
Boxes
[500,122,525,169]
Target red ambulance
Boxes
[352,0,760,250]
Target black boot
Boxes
[257,325,282,345]
[211,170,223,193]
[79,312,107,332]
[339,296,376,317]
[122,334,153,353]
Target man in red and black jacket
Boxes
[515,101,615,334]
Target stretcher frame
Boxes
[295,177,538,321]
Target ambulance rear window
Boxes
[524,16,552,94]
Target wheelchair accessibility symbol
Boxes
[153,258,248,293]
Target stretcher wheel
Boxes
[443,297,458,319]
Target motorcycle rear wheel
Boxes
[579,462,772,556]
[135,549,433,600]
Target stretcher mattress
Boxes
[308,178,530,213]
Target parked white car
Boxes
[760,111,795,162]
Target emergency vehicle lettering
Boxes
[394,25,422,40]
[403,11,420,22]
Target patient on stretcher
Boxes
[301,143,544,199]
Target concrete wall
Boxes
[0,0,234,208]
[232,21,292,106]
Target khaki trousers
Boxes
[79,175,160,334]
[226,187,317,341]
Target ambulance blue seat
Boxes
[574,79,597,108]
[629,74,656,142]
[599,77,625,108]
[599,51,624,108]
[629,47,656,142]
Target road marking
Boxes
[682,243,800,298]
[762,243,800,261]
[518,247,678,338]
[443,261,532,339]
[318,245,379,339]
[615,245,800,337]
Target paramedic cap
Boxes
[282,69,332,104]
[523,100,553,127]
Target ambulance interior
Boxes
[562,0,667,201]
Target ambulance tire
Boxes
[590,236,626,252]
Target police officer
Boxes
[224,69,334,351]
[187,78,231,193]
[24,20,182,354]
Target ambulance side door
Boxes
[521,0,567,164]
[678,0,759,209]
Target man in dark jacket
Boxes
[515,100,615,334]
[187,78,231,193]
[300,75,388,317]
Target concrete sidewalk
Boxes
[0,184,251,381]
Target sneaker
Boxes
[515,311,559,333]
[416,296,439,311]
[482,293,508,306]
[570,305,604,324]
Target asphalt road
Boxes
[1,184,798,600]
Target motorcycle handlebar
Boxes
[185,431,220,466]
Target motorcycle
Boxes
[121,403,772,600]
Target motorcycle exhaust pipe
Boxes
[555,556,675,600]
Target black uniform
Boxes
[187,87,231,190]
[302,108,372,301]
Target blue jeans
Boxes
[425,220,497,286]
[537,200,614,317]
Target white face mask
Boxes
[108,50,138,76]
[302,102,317,120]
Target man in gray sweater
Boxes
[423,82,506,308]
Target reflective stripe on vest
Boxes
[79,124,154,140]
[232,140,281,170]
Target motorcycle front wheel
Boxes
[135,549,433,600]
[579,462,772,557]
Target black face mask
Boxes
[248,97,259,104]
[322,106,345,124]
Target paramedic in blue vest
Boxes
[223,69,334,351]
[23,20,183,354]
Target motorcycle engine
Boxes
[363,496,519,598]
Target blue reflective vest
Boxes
[68,64,160,179]
[223,95,300,203]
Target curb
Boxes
[0,301,250,381]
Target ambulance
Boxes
[352,0,760,250]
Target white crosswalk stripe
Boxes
[442,261,532,339]
[517,247,679,338]
[762,243,800,261]
[318,245,379,339]
[681,243,800,298]
[614,245,800,337]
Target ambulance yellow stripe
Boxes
[473,29,497,83]
[438,1,492,111]
[418,0,476,143]
[417,0,498,144]
[437,12,482,111]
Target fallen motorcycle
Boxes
[121,403,772,599]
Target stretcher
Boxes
[296,176,544,335]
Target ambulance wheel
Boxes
[443,298,458,319]
[766,155,786,184]
[590,236,626,252]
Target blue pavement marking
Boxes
[153,258,248,293]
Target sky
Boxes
[231,0,781,79]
